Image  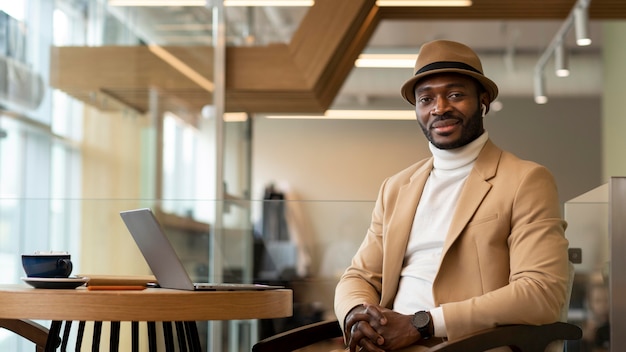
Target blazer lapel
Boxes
[380,159,433,307]
[442,140,501,256]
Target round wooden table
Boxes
[0,284,293,321]
[0,284,293,351]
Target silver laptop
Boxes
[120,208,282,291]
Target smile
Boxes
[431,118,461,130]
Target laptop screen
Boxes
[120,208,197,290]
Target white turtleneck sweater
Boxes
[392,131,489,337]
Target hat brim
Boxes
[400,68,499,106]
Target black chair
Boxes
[254,262,581,352]
[251,319,583,352]
[0,319,201,352]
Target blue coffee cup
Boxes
[22,252,73,278]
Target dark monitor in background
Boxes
[253,238,298,282]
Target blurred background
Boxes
[1,0,625,351]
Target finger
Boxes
[350,321,360,336]
[346,313,368,331]
[345,304,367,330]
[362,303,387,325]
[348,322,364,352]
[352,320,384,347]
[348,332,361,352]
[358,336,386,352]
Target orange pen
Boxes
[87,286,146,291]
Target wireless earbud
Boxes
[481,104,487,117]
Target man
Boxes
[334,40,570,352]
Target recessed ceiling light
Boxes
[355,54,415,68]
[265,110,415,120]
[376,0,472,6]
[109,0,314,6]
[224,0,313,6]
[109,0,472,6]
[108,0,205,5]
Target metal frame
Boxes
[609,176,626,351]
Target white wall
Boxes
[602,22,626,180]
[252,118,429,202]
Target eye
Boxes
[448,92,464,99]
[417,96,433,104]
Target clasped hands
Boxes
[344,303,421,352]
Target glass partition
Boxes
[0,198,372,351]
[564,183,609,352]
[0,1,319,351]
[564,177,626,352]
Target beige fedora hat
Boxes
[400,40,499,105]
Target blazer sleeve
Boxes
[334,177,389,333]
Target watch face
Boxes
[412,311,432,339]
[412,311,430,328]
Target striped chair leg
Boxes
[175,321,188,352]
[43,320,203,352]
[164,322,176,352]
[131,322,139,352]
[75,321,86,351]
[45,321,62,352]
[91,321,102,352]
[147,322,157,352]
[184,321,201,351]
[109,322,120,352]
[60,320,72,351]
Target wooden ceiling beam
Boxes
[380,0,626,20]
[225,0,379,112]
[50,0,379,114]
[49,0,626,115]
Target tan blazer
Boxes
[334,139,570,345]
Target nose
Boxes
[432,98,450,115]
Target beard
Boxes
[419,107,484,150]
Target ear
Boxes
[478,91,490,115]
[480,97,490,116]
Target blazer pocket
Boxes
[466,213,499,227]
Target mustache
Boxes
[430,114,462,126]
[432,113,460,122]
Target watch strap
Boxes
[411,310,433,340]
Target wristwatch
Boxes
[411,310,433,340]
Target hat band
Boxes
[415,61,482,76]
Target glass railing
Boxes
[6,186,625,352]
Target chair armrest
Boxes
[0,318,50,348]
[252,320,342,352]
[252,320,583,352]
[427,322,582,352]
